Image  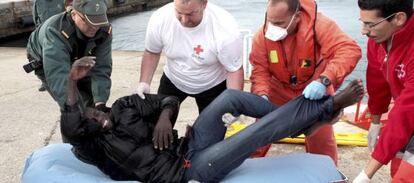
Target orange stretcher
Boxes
[342,101,392,130]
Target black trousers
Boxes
[157,73,227,113]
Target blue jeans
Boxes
[184,89,334,182]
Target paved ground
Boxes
[0,47,390,182]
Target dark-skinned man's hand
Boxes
[69,56,96,81]
[153,109,174,150]
[95,103,111,113]
[84,107,112,131]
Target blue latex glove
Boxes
[302,81,326,100]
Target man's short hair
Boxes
[177,0,206,4]
[358,0,413,18]
[268,0,300,14]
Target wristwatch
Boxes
[319,76,331,87]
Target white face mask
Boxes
[265,23,288,41]
[265,12,297,42]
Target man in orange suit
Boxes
[249,0,361,164]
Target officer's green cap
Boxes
[73,0,108,26]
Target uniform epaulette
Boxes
[59,11,75,40]
[61,30,70,39]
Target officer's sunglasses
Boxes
[359,13,396,30]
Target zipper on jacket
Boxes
[384,54,389,81]
[383,36,394,81]
[384,35,394,81]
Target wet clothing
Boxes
[61,90,337,182]
[249,0,361,162]
[27,11,112,109]
[145,2,242,94]
[183,90,335,182]
[32,0,65,27]
[61,94,184,182]
[368,15,414,165]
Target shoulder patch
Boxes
[59,12,75,39]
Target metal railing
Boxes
[240,29,254,80]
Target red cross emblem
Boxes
[194,45,204,55]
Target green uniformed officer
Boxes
[32,0,67,91]
[26,0,112,112]
[32,0,66,27]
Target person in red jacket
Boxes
[249,0,361,163]
[353,0,414,182]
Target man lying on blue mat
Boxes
[62,57,364,182]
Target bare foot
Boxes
[333,79,364,112]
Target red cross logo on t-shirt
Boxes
[194,45,204,55]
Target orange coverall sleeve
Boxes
[317,14,362,88]
[249,27,271,96]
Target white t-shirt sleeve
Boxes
[218,35,243,72]
[144,10,164,53]
[215,9,243,73]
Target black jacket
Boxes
[60,94,186,182]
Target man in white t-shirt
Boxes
[135,0,244,113]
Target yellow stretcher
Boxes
[225,123,368,147]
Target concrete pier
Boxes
[0,0,172,38]
[0,0,33,38]
[0,47,390,182]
